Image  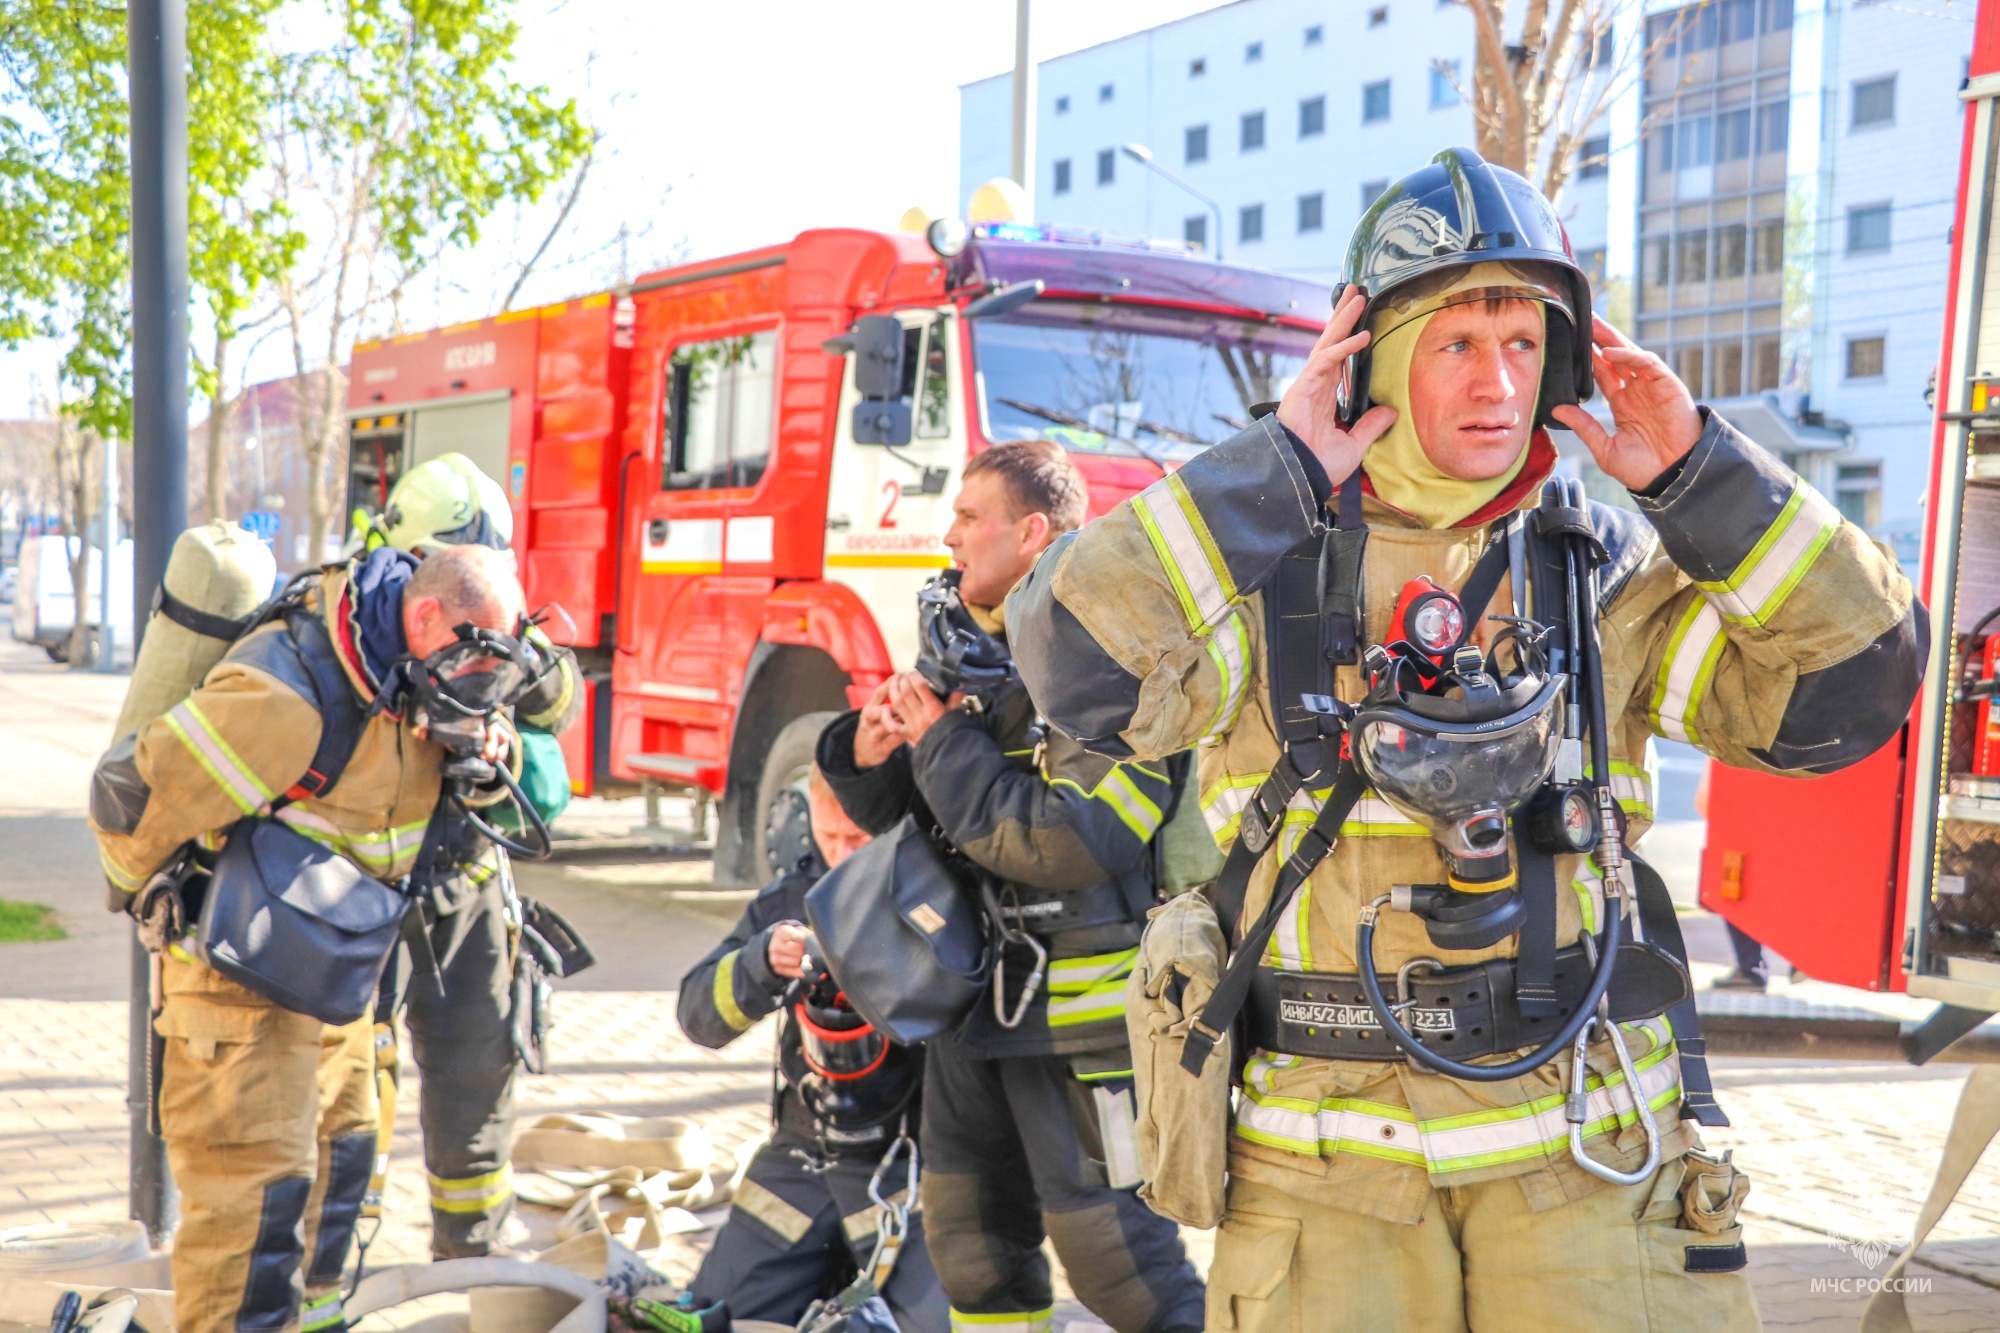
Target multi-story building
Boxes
[1634,0,1969,557]
[958,0,1614,285]
[961,0,1971,556]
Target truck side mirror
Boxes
[962,279,1045,321]
[850,315,906,399]
[842,314,914,447]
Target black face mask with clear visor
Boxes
[388,620,555,860]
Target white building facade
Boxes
[961,0,1972,553]
[959,0,1614,285]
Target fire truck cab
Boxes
[347,224,1330,881]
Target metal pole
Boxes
[1120,144,1225,262]
[127,0,187,1246]
[1009,0,1035,210]
[95,434,117,673]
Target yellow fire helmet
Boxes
[371,453,514,554]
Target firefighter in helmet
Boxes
[1006,148,1924,1328]
[371,452,591,1259]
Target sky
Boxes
[0,0,1227,420]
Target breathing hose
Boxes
[451,761,555,861]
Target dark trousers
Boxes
[1725,920,1768,981]
[919,1042,1204,1333]
[692,1131,948,1333]
[403,873,518,1258]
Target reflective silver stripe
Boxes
[1203,611,1251,740]
[1652,600,1727,746]
[1698,482,1842,626]
[1135,474,1234,631]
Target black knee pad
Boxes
[240,1175,312,1332]
[306,1131,377,1285]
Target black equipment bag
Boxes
[197,817,414,1026]
[805,813,992,1045]
[193,603,405,1026]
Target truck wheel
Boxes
[44,641,67,664]
[754,711,841,882]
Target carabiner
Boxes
[993,932,1049,1029]
[1565,1016,1662,1186]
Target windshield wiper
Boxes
[996,397,1172,470]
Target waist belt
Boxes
[992,879,1139,937]
[1246,940,1692,1063]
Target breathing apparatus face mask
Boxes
[915,568,1019,706]
[1352,584,1565,897]
[787,942,918,1139]
[401,622,537,756]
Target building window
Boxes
[1763,0,1794,32]
[1240,204,1265,243]
[1752,336,1783,391]
[1431,63,1461,108]
[1846,335,1886,378]
[1576,246,1608,292]
[1363,79,1392,123]
[1712,340,1744,396]
[1053,159,1071,195]
[1368,6,1388,26]
[1241,110,1266,151]
[1097,148,1116,186]
[1306,23,1325,43]
[1190,57,1206,77]
[1360,178,1389,214]
[1717,108,1752,162]
[1852,76,1896,130]
[1757,102,1788,154]
[1185,215,1208,252]
[1054,96,1070,115]
[1298,192,1325,232]
[1246,40,1264,62]
[1715,223,1748,278]
[1837,460,1883,529]
[1677,229,1709,284]
[1577,135,1610,178]
[1099,83,1115,103]
[1300,96,1326,138]
[1847,202,1891,253]
[1753,219,1784,273]
[1186,125,1209,163]
[1722,0,1756,42]
[1592,29,1614,65]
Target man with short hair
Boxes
[91,542,530,1333]
[1007,149,1922,1329]
[817,440,1205,1333]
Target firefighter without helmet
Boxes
[372,453,513,553]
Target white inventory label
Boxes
[1940,874,1969,897]
[1280,1000,1457,1033]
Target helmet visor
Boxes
[1352,693,1563,831]
[796,1003,889,1081]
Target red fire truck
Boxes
[1699,1,2000,1053]
[347,224,1329,881]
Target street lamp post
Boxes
[1122,143,1224,262]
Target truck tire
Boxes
[44,640,67,664]
[753,711,841,883]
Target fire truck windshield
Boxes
[970,300,1316,464]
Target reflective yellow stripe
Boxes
[950,1311,1054,1333]
[1203,611,1251,740]
[1201,774,1424,848]
[1583,760,1654,822]
[163,699,273,814]
[1133,473,1235,632]
[430,1162,513,1214]
[1267,882,1314,971]
[713,950,753,1033]
[1695,481,1842,626]
[1649,599,1727,747]
[1234,1040,1680,1173]
[1047,947,1138,1028]
[301,1294,344,1332]
[100,851,144,894]
[274,807,432,877]
[1049,766,1163,843]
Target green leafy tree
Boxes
[272,0,592,556]
[0,0,297,661]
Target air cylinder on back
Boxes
[113,521,278,742]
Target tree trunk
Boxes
[206,333,232,521]
[62,428,94,669]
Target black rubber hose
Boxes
[1354,895,1622,1080]
[450,762,555,861]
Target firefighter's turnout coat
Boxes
[1006,410,1923,1222]
[817,673,1171,1058]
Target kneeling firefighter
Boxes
[365,452,595,1262]
[89,540,538,1333]
[816,441,1205,1333]
[679,766,948,1333]
[1006,147,1926,1330]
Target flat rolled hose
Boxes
[347,1258,606,1333]
[1354,899,1623,1081]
